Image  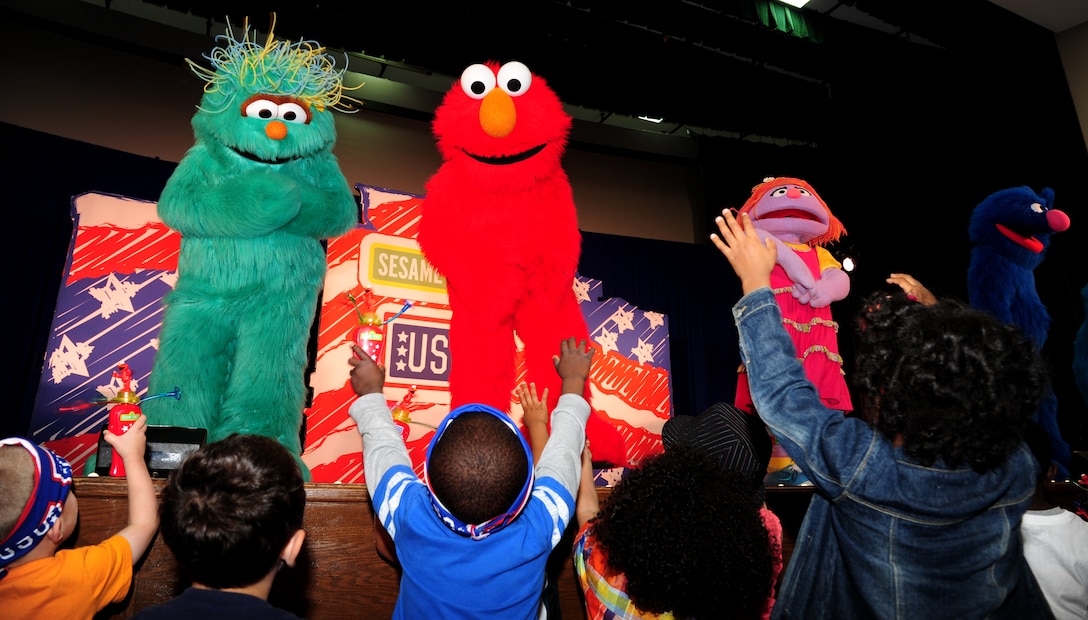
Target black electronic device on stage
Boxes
[94,424,207,479]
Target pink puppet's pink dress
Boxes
[734,242,852,414]
[732,177,852,485]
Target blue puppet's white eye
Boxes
[277,102,308,124]
[244,99,279,120]
[496,61,532,97]
[1030,202,1044,213]
[460,64,496,99]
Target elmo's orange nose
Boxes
[479,89,516,138]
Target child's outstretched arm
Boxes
[575,444,599,528]
[536,338,594,502]
[887,273,938,306]
[519,381,550,463]
[710,209,777,295]
[347,345,412,490]
[103,414,158,563]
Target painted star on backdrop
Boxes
[572,278,592,302]
[610,307,636,334]
[630,338,656,365]
[595,329,620,356]
[644,311,664,330]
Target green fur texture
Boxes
[142,22,358,479]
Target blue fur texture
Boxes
[967,185,1072,470]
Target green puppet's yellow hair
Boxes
[187,14,361,114]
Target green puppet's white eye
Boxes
[245,99,279,120]
[496,62,532,97]
[277,102,308,124]
[242,98,311,124]
[460,64,496,100]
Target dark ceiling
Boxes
[4,0,1058,148]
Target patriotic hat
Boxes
[661,403,771,507]
[0,437,73,573]
[424,404,535,540]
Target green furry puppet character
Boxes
[141,17,358,476]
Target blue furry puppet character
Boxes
[140,17,359,476]
[968,185,1071,472]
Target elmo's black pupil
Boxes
[471,82,486,95]
[507,79,521,91]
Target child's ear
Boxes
[280,529,306,568]
[45,517,66,546]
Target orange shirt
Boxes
[0,534,133,620]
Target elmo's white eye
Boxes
[460,64,496,99]
[277,102,308,124]
[244,99,279,120]
[1030,202,1044,213]
[496,61,532,96]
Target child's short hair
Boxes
[593,445,774,619]
[0,438,73,572]
[158,433,305,589]
[852,291,1047,473]
[425,405,533,539]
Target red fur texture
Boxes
[417,61,627,466]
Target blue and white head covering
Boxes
[424,404,535,540]
[0,437,73,576]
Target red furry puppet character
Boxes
[416,61,627,467]
[733,178,851,483]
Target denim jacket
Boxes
[733,287,1053,620]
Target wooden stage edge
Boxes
[73,477,1084,619]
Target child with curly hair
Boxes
[711,210,1053,619]
[572,443,775,619]
[661,401,784,619]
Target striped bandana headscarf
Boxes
[0,437,73,575]
[424,404,535,540]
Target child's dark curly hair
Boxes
[592,446,773,619]
[851,290,1047,473]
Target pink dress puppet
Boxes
[415,61,628,467]
[734,177,853,422]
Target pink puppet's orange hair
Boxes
[738,176,846,247]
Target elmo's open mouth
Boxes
[466,144,546,165]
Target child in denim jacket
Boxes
[711,210,1053,619]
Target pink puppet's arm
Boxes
[753,227,816,292]
[805,267,850,308]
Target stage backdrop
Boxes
[31,186,671,482]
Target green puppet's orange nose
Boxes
[479,88,516,138]
[265,121,288,140]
